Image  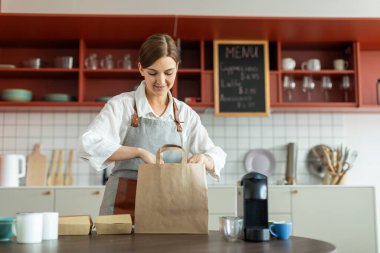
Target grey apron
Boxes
[99,101,183,219]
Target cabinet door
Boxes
[55,188,104,220]
[268,187,292,222]
[208,187,236,230]
[0,188,54,216]
[292,187,377,253]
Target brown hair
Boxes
[138,34,180,68]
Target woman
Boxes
[79,34,226,218]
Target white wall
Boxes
[2,0,380,17]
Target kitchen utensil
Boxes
[13,212,43,244]
[2,89,32,102]
[26,144,47,186]
[54,56,74,69]
[321,75,333,101]
[0,217,15,241]
[244,149,275,176]
[100,54,114,69]
[333,59,349,70]
[341,75,351,102]
[23,58,41,68]
[285,143,297,185]
[95,96,112,102]
[301,58,321,70]
[282,58,296,70]
[44,93,72,102]
[220,216,244,242]
[46,150,57,186]
[117,54,132,69]
[306,144,332,179]
[84,54,98,69]
[283,75,296,101]
[55,150,64,186]
[64,149,74,186]
[0,154,26,186]
[302,75,315,101]
[0,64,16,68]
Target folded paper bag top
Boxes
[59,215,93,235]
[95,214,132,235]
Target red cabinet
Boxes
[1,14,380,111]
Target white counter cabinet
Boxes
[0,187,104,220]
[268,186,377,253]
[0,185,377,253]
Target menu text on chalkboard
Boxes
[214,40,270,116]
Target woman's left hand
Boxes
[188,153,215,173]
[188,154,208,165]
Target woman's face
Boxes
[139,56,178,99]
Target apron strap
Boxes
[131,100,183,132]
[173,101,183,132]
[131,104,139,128]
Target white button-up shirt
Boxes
[79,81,226,180]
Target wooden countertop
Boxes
[0,231,336,253]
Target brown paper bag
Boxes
[135,144,208,234]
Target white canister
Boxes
[12,212,43,243]
[0,154,26,186]
[42,212,59,240]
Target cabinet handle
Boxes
[291,190,298,194]
[93,191,101,195]
[43,191,53,196]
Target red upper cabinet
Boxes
[0,14,380,111]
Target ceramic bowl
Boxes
[44,93,72,102]
[2,89,32,102]
[0,217,15,241]
[95,96,112,102]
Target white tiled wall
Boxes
[0,110,344,186]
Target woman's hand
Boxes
[188,153,215,173]
[138,148,156,164]
[106,146,155,164]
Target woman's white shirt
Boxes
[79,81,226,180]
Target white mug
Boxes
[301,59,321,70]
[42,212,59,240]
[333,59,349,70]
[282,58,296,70]
[12,212,43,243]
[0,154,26,187]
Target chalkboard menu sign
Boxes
[214,40,270,116]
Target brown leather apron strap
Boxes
[114,178,137,223]
[173,101,183,132]
[131,104,139,128]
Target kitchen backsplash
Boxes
[0,110,344,186]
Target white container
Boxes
[42,212,59,240]
[0,154,26,186]
[13,212,43,243]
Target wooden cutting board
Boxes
[26,144,47,186]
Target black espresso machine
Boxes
[237,172,270,242]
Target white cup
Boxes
[12,212,43,243]
[282,58,296,70]
[333,59,349,70]
[301,59,321,70]
[0,154,26,187]
[42,212,58,240]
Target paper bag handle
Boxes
[156,144,187,164]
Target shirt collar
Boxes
[135,81,174,120]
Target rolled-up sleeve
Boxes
[78,100,126,171]
[186,111,226,181]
